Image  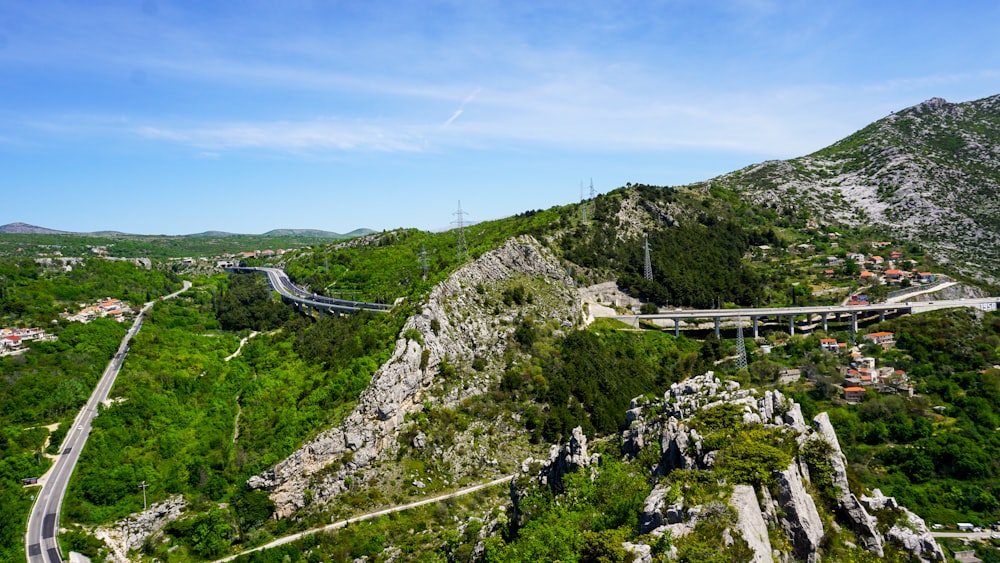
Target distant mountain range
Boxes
[0,222,73,235]
[0,222,374,239]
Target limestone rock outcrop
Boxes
[620,373,942,562]
[92,496,186,563]
[509,426,599,531]
[249,235,579,517]
[862,489,946,561]
[774,462,823,562]
[729,484,774,563]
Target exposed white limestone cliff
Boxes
[249,235,579,517]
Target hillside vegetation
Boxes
[712,94,1000,283]
[4,93,1000,561]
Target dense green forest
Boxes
[0,257,181,322]
[61,273,405,559]
[496,325,703,442]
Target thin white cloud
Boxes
[135,120,426,153]
[442,87,483,127]
[443,109,463,127]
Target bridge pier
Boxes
[788,315,795,336]
[752,316,759,339]
[715,317,721,338]
[851,313,858,333]
[822,313,828,333]
[880,311,885,322]
[674,318,680,337]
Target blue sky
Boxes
[2,0,999,235]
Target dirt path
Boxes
[213,474,514,562]
[225,331,259,362]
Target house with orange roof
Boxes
[916,272,936,283]
[859,271,875,280]
[864,331,895,349]
[820,338,840,352]
[884,269,905,281]
[890,250,903,260]
[870,255,884,265]
[843,387,866,402]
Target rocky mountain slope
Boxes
[249,235,580,517]
[712,94,1000,283]
[511,373,946,562]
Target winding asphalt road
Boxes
[24,281,191,563]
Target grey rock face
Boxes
[774,462,824,562]
[249,235,579,517]
[639,484,670,534]
[510,426,599,530]
[862,489,946,562]
[730,484,774,563]
[92,496,187,563]
[811,413,884,555]
[621,372,940,562]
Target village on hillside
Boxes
[59,297,137,324]
[0,326,56,356]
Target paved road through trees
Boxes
[24,282,191,563]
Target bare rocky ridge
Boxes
[715,94,1000,284]
[249,235,580,517]
[510,373,945,562]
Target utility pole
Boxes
[453,201,468,263]
[139,480,148,510]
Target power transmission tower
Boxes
[643,236,653,281]
[419,244,428,281]
[589,178,596,219]
[736,316,748,372]
[453,201,468,262]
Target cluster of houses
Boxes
[60,297,136,323]
[171,248,295,269]
[817,332,914,403]
[822,246,938,286]
[1,327,56,355]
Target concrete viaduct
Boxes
[610,298,1000,338]
[225,266,392,315]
